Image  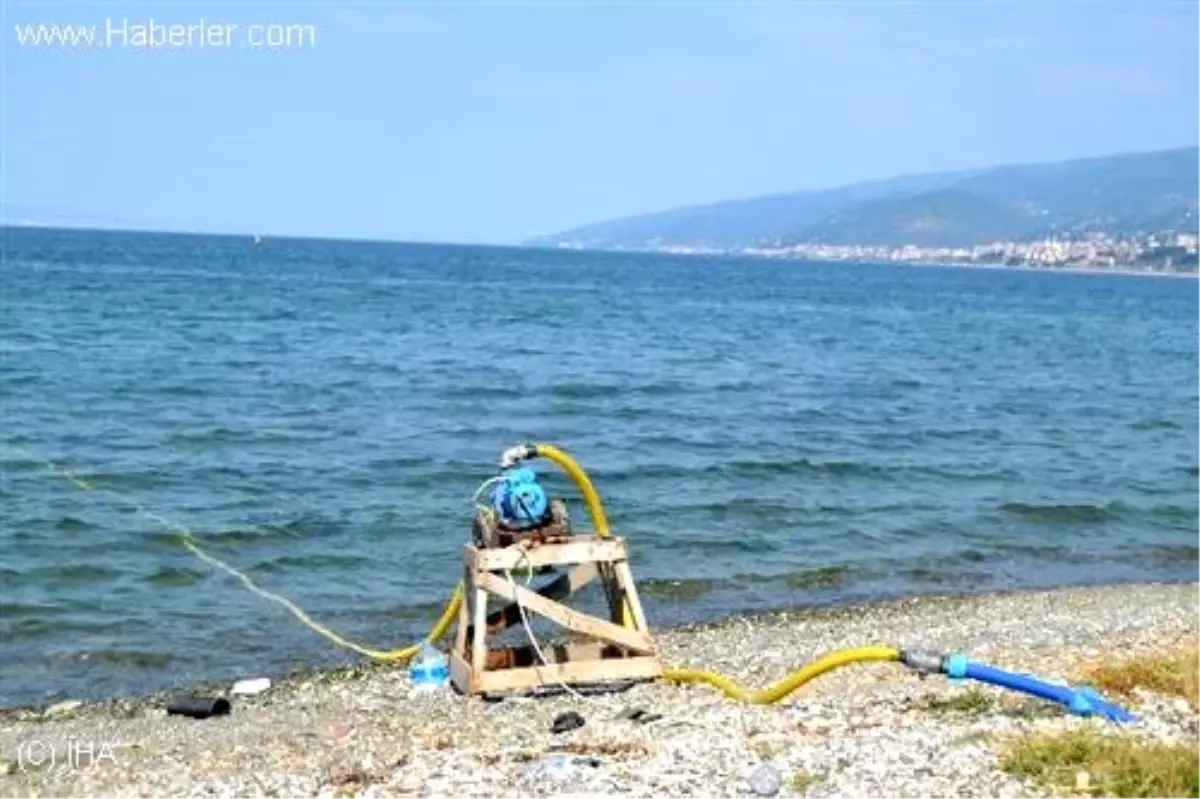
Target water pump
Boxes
[472,462,571,549]
[491,466,550,530]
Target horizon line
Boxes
[0,221,529,251]
[4,142,1196,250]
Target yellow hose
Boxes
[29,442,903,702]
[663,646,901,704]
[533,443,612,538]
[534,442,641,629]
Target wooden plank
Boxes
[599,562,633,633]
[598,562,619,624]
[475,655,663,694]
[454,565,470,657]
[613,560,651,633]
[471,586,488,670]
[450,651,474,694]
[468,562,600,640]
[476,572,653,654]
[473,537,628,572]
[477,640,627,670]
[563,640,626,661]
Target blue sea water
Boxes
[1,226,1197,708]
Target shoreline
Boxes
[548,243,1200,278]
[681,247,1200,278]
[734,251,1200,278]
[2,581,1196,797]
[878,258,1200,279]
[3,578,1194,717]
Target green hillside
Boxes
[531,147,1199,249]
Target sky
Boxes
[2,1,1197,244]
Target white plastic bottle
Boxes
[408,642,450,692]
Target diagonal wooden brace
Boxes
[467,562,600,640]
[475,572,654,655]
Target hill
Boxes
[530,147,1199,250]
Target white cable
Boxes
[507,548,594,703]
[480,476,595,701]
[472,476,504,509]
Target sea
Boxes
[2,226,1197,708]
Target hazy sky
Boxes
[4,1,1197,244]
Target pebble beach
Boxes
[1,582,1196,798]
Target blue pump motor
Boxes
[491,467,550,529]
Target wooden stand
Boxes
[450,535,662,696]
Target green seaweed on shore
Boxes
[918,688,996,716]
[785,565,850,590]
[639,577,721,600]
[1001,731,1200,798]
[1079,642,1199,710]
[949,730,994,747]
[752,739,788,760]
[788,770,825,795]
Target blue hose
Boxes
[944,654,1136,723]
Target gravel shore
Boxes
[2,582,1196,798]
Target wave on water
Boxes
[898,563,995,587]
[782,564,854,589]
[679,533,782,554]
[593,457,890,485]
[998,501,1129,524]
[548,382,624,400]
[543,380,693,400]
[639,577,726,600]
[439,385,527,400]
[53,515,91,532]
[1129,419,1183,431]
[642,564,875,601]
[143,513,351,547]
[29,564,122,585]
[70,649,173,668]
[0,601,74,618]
[1144,544,1200,565]
[250,553,372,573]
[1150,503,1198,521]
[142,567,207,587]
[724,458,886,479]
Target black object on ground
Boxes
[616,707,662,724]
[550,710,585,734]
[166,697,231,719]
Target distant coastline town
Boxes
[541,148,1199,274]
[607,232,1200,274]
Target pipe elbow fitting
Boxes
[899,648,946,675]
[500,443,538,468]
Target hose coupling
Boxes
[500,443,538,468]
[899,648,947,675]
